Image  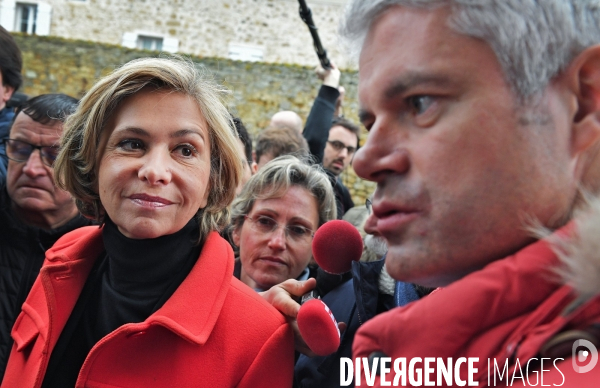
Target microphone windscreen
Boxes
[312,219,363,274]
[297,298,340,356]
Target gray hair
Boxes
[340,0,600,99]
[230,155,337,232]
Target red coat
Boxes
[2,226,294,388]
[353,225,600,387]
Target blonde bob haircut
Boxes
[54,56,242,242]
[230,155,336,232]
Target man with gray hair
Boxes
[341,0,600,385]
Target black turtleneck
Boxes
[42,217,201,388]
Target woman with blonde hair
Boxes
[2,57,294,387]
[230,155,336,291]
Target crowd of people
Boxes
[1,0,600,387]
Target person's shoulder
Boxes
[52,225,101,246]
[336,179,352,196]
[45,225,103,262]
[0,107,15,135]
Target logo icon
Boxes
[572,339,598,373]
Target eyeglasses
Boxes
[244,214,315,242]
[327,140,356,155]
[3,139,59,167]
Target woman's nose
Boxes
[266,226,287,250]
[138,148,172,185]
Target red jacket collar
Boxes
[37,226,233,346]
[354,226,574,365]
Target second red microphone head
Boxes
[312,219,363,274]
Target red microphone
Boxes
[296,220,364,356]
[312,219,363,273]
[297,298,340,356]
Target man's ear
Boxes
[1,84,15,105]
[232,227,241,247]
[251,151,258,174]
[567,44,600,157]
[251,151,259,173]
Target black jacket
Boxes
[303,85,354,218]
[0,107,15,182]
[329,170,355,220]
[0,184,92,380]
[303,85,340,165]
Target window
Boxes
[137,35,163,51]
[121,32,178,53]
[228,44,264,62]
[0,1,51,36]
[14,3,37,34]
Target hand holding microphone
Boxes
[296,220,363,356]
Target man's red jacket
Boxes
[353,220,600,387]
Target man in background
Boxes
[0,94,91,380]
[252,125,309,172]
[319,116,359,217]
[269,110,304,134]
[303,64,358,218]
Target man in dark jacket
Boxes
[0,94,91,380]
[0,26,23,182]
[302,64,358,218]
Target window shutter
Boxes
[0,0,16,31]
[36,2,52,36]
[121,32,137,49]
[162,37,179,53]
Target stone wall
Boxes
[13,33,375,205]
[2,0,354,68]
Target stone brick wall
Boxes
[13,33,375,205]
[2,0,354,69]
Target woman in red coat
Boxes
[2,57,294,388]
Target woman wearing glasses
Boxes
[230,156,336,291]
[3,58,294,387]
